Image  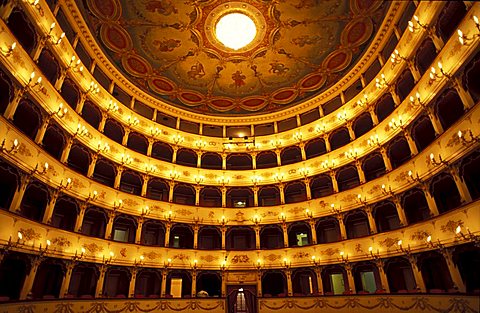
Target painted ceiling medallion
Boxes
[215,13,257,50]
[81,0,388,115]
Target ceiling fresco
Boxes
[80,0,389,115]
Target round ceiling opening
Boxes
[215,13,257,50]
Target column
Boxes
[422,186,440,217]
[253,186,259,207]
[257,271,263,297]
[193,224,199,249]
[330,171,339,193]
[161,269,168,297]
[54,69,67,91]
[87,155,98,178]
[408,62,422,82]
[309,219,317,244]
[299,142,306,161]
[305,178,312,200]
[449,166,472,203]
[279,183,285,205]
[380,147,393,172]
[98,113,108,132]
[31,40,47,62]
[221,226,226,250]
[165,223,171,247]
[191,270,197,298]
[285,269,293,296]
[59,262,75,298]
[390,89,401,106]
[275,149,282,166]
[221,271,226,297]
[95,265,107,297]
[195,185,202,206]
[426,108,444,136]
[34,118,50,144]
[314,267,323,295]
[147,138,154,156]
[222,154,227,170]
[338,214,347,240]
[4,87,25,120]
[168,181,175,202]
[75,93,87,114]
[346,122,355,141]
[254,225,260,249]
[452,78,474,110]
[172,147,178,163]
[42,190,60,224]
[368,107,379,125]
[404,130,418,156]
[364,206,377,234]
[128,267,137,298]
[375,259,390,293]
[392,196,408,226]
[441,249,466,293]
[114,167,124,189]
[141,175,150,197]
[105,211,115,240]
[60,138,74,163]
[122,129,130,146]
[9,175,30,213]
[282,223,288,248]
[252,152,257,170]
[135,217,144,244]
[221,186,227,207]
[0,0,15,20]
[74,203,87,232]
[19,257,41,300]
[345,264,356,294]
[407,255,426,292]
[324,135,331,152]
[355,161,366,184]
[196,151,202,168]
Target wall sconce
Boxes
[397,240,411,254]
[218,215,228,226]
[31,162,49,175]
[274,173,284,183]
[305,209,313,219]
[455,225,480,243]
[194,140,207,150]
[429,62,451,82]
[356,194,367,205]
[345,148,359,160]
[293,132,303,142]
[429,153,447,166]
[168,170,180,181]
[321,159,336,170]
[356,93,368,108]
[255,259,262,270]
[120,153,133,166]
[126,115,139,127]
[270,139,283,149]
[220,260,227,271]
[282,258,290,269]
[1,138,19,154]
[252,214,261,225]
[134,255,145,267]
[149,127,161,137]
[68,56,83,72]
[107,100,119,113]
[86,82,100,95]
[75,123,88,137]
[407,170,422,183]
[251,175,261,186]
[73,247,86,261]
[60,178,72,189]
[113,199,123,210]
[388,116,404,130]
[299,167,310,178]
[38,239,51,256]
[1,41,16,57]
[191,259,199,270]
[165,210,175,221]
[87,190,98,202]
[278,212,286,223]
[368,246,380,259]
[311,255,318,266]
[141,206,150,217]
[217,175,230,186]
[337,110,348,122]
[163,258,172,268]
[4,232,23,251]
[145,164,157,174]
[408,15,428,33]
[381,184,393,196]
[375,74,389,89]
[426,235,444,250]
[409,92,424,107]
[330,203,341,215]
[339,251,348,262]
[53,103,68,118]
[103,251,114,265]
[46,23,65,45]
[172,134,184,145]
[28,72,42,88]
[367,134,380,147]
[96,141,110,154]
[315,124,326,134]
[390,49,406,66]
[194,175,204,184]
[458,130,479,145]
[457,16,479,45]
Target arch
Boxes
[227,188,253,208]
[329,127,350,150]
[353,262,382,293]
[135,269,162,298]
[141,220,166,246]
[336,165,360,191]
[32,260,65,299]
[411,115,436,152]
[262,271,287,297]
[375,93,395,123]
[284,181,307,203]
[103,118,124,144]
[385,257,416,293]
[462,51,480,101]
[345,210,370,239]
[288,222,311,247]
[0,253,28,300]
[434,89,464,130]
[20,180,50,222]
[7,9,36,54]
[146,178,169,201]
[388,135,411,169]
[292,268,318,295]
[42,124,66,160]
[92,158,117,187]
[152,142,173,162]
[37,49,60,84]
[373,201,401,232]
[280,146,302,165]
[0,69,13,115]
[166,270,191,297]
[198,226,221,250]
[417,252,454,292]
[305,138,327,159]
[201,152,222,169]
[362,153,386,181]
[127,132,148,154]
[226,226,255,250]
[196,271,221,297]
[430,172,462,214]
[81,101,102,129]
[415,37,437,75]
[460,150,480,200]
[436,1,467,42]
[67,143,91,175]
[256,151,277,169]
[453,245,480,292]
[68,263,98,298]
[103,267,130,298]
[322,265,349,295]
[173,184,195,205]
[353,112,374,138]
[310,174,333,198]
[170,223,194,249]
[60,79,80,110]
[199,187,222,207]
[51,195,78,231]
[112,215,137,243]
[176,148,197,167]
[316,217,340,243]
[401,188,431,224]
[395,69,415,102]
[258,185,280,206]
[226,154,252,170]
[12,99,42,140]
[82,207,107,238]
[260,225,284,249]
[120,170,143,195]
[0,159,19,210]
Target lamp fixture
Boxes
[1,41,16,57]
[367,134,380,147]
[68,56,83,72]
[457,16,479,45]
[107,100,119,113]
[375,73,389,89]
[408,15,428,33]
[32,162,49,175]
[1,138,19,154]
[458,129,479,145]
[86,82,100,95]
[429,153,447,166]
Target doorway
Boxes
[227,285,257,313]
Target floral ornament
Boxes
[145,251,161,260]
[440,220,464,234]
[120,248,127,257]
[51,237,72,249]
[83,243,103,254]
[379,237,401,249]
[231,255,250,264]
[18,228,41,241]
[410,231,430,241]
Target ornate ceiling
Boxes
[80,0,389,116]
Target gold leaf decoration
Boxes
[83,242,103,254]
[120,248,127,257]
[292,252,310,259]
[379,237,400,249]
[231,255,250,264]
[122,199,139,207]
[19,228,41,241]
[51,237,71,248]
[200,255,218,263]
[410,231,429,241]
[355,244,363,253]
[173,253,190,261]
[264,254,281,262]
[17,143,32,157]
[321,248,339,256]
[145,251,160,260]
[177,208,193,216]
[440,220,463,234]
